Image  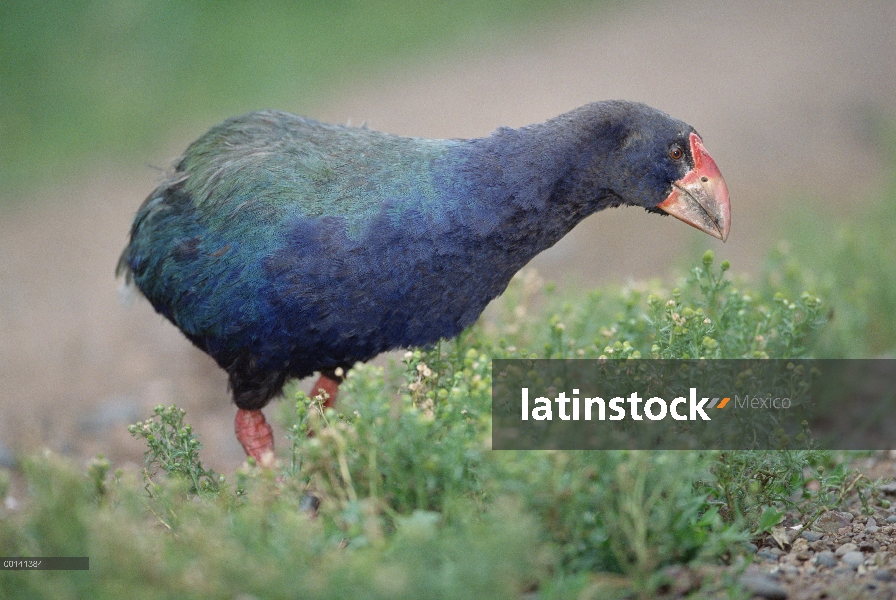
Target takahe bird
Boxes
[118,101,730,463]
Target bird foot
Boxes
[234,408,275,466]
[311,373,341,408]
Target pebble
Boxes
[757,549,779,562]
[874,569,895,582]
[833,565,856,574]
[887,515,896,524]
[816,511,852,533]
[778,564,800,576]
[300,493,321,513]
[865,517,879,533]
[835,542,859,557]
[800,531,822,542]
[859,541,878,552]
[841,551,865,568]
[816,551,838,568]
[739,572,789,599]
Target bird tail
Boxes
[115,248,133,282]
[116,242,142,307]
[116,168,188,282]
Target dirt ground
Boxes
[1,0,895,478]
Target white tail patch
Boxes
[117,280,138,307]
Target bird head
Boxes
[601,105,731,242]
[562,102,730,242]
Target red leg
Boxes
[235,408,275,465]
[310,373,341,408]
[303,373,343,512]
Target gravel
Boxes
[816,551,838,568]
[841,551,866,568]
[800,531,822,543]
[757,549,780,562]
[740,572,789,599]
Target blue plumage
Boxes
[119,101,729,422]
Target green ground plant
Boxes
[3,249,888,599]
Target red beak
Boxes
[656,133,731,242]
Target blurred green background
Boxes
[0,0,591,199]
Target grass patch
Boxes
[3,250,889,598]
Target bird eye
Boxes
[669,145,683,160]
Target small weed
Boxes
[526,250,826,361]
[128,404,221,495]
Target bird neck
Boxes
[459,107,625,262]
